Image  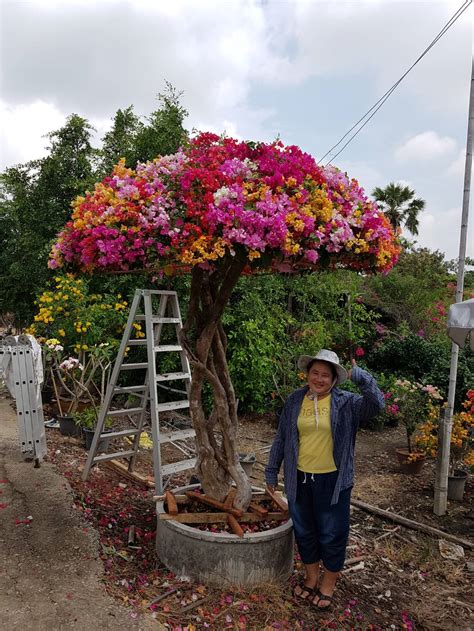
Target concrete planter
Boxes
[156,484,294,587]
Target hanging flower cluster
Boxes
[49,133,400,275]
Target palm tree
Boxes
[372,182,425,236]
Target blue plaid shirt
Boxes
[265,366,384,505]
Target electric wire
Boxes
[318,0,472,166]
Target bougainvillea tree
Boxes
[49,132,400,510]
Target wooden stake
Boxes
[185,491,243,518]
[266,487,289,513]
[351,498,473,549]
[103,459,154,488]
[223,487,237,509]
[249,502,269,518]
[227,514,244,538]
[165,490,178,516]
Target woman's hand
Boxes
[348,358,356,380]
[266,484,276,495]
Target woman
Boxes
[265,349,384,609]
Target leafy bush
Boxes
[366,332,473,411]
[73,406,113,430]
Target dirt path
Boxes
[0,390,159,631]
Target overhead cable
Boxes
[318,0,472,166]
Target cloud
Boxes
[446,150,466,178]
[416,204,473,261]
[334,159,382,196]
[286,0,471,113]
[394,131,456,162]
[0,100,66,169]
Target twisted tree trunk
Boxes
[179,258,253,511]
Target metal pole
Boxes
[434,57,473,516]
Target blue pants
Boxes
[288,470,351,572]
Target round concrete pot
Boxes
[156,484,294,587]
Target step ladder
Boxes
[0,335,47,465]
[82,289,196,493]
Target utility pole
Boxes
[434,57,473,516]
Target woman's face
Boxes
[307,361,334,396]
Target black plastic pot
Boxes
[41,387,53,404]
[58,415,81,437]
[83,427,112,452]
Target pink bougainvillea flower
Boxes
[48,133,400,277]
[355,346,365,357]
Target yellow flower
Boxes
[58,329,66,337]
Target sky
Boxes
[1,0,473,262]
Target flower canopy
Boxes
[49,132,400,274]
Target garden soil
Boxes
[0,388,159,631]
[1,385,473,630]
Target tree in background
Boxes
[0,115,96,324]
[0,85,189,325]
[372,182,425,236]
[131,82,188,166]
[98,84,188,176]
[49,132,400,509]
[99,106,142,175]
[363,247,451,334]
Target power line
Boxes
[318,0,472,166]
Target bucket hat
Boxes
[297,349,348,385]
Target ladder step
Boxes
[134,316,181,324]
[107,407,145,416]
[156,372,191,382]
[113,385,147,393]
[127,339,148,346]
[92,450,136,463]
[154,345,183,352]
[156,400,190,412]
[101,428,140,439]
[159,428,196,444]
[120,362,148,370]
[161,458,197,476]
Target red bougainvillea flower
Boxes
[49,133,400,276]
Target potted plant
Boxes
[447,390,473,501]
[48,134,400,511]
[391,379,443,473]
[46,133,400,583]
[73,406,114,451]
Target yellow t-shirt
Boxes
[297,394,337,474]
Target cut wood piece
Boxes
[223,488,237,509]
[158,511,289,524]
[344,555,366,566]
[266,487,289,513]
[185,491,243,518]
[248,502,269,518]
[351,498,474,549]
[165,490,178,516]
[103,459,154,488]
[227,513,244,538]
[154,494,190,504]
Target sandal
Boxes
[292,579,316,601]
[312,590,333,611]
